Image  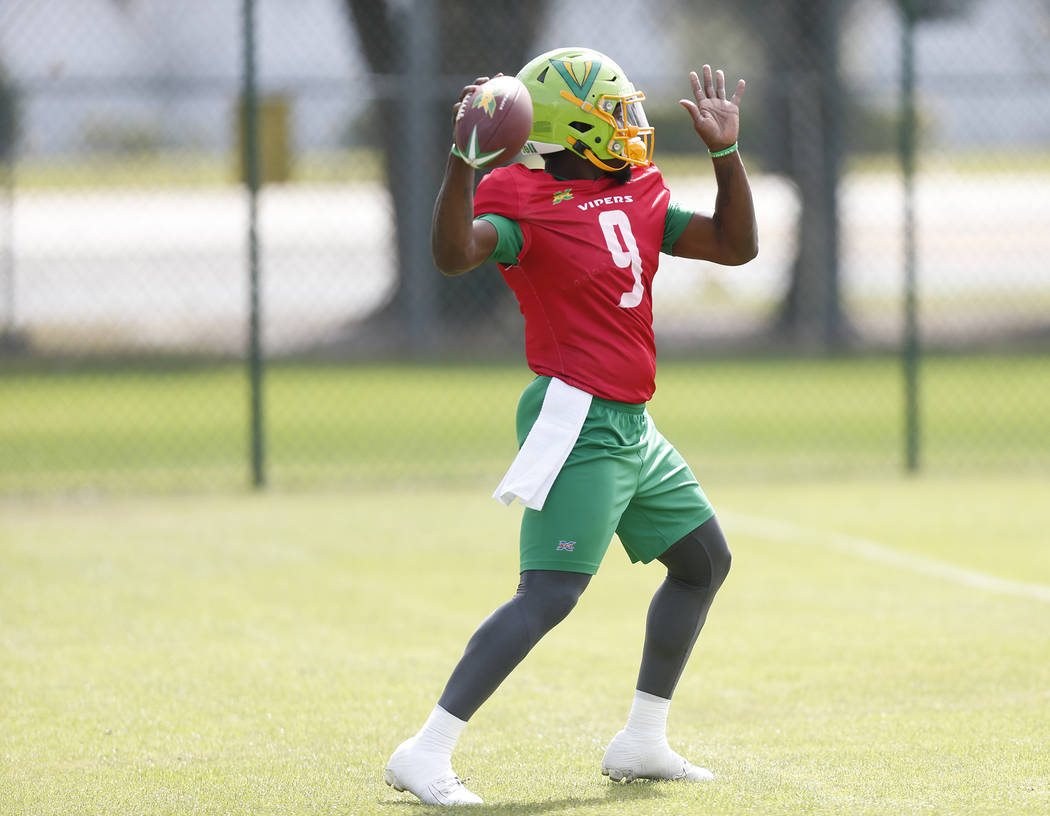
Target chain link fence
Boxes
[1,0,1048,494]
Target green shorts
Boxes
[515,376,714,575]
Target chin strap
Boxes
[566,135,630,173]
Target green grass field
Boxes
[2,354,1048,494]
[2,355,1048,813]
[2,475,1049,815]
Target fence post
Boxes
[402,0,438,349]
[242,0,265,488]
[900,3,920,472]
[0,68,18,350]
[1,159,13,343]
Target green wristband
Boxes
[709,142,739,159]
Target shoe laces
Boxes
[431,773,469,798]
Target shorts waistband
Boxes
[590,394,647,414]
[532,376,647,415]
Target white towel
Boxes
[493,377,592,511]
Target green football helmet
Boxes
[516,46,654,172]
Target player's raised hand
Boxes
[679,65,745,154]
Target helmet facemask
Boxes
[561,88,653,171]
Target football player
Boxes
[385,47,757,805]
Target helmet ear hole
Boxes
[569,121,593,133]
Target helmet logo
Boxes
[551,58,601,102]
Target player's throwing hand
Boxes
[452,76,491,126]
[679,64,745,154]
[451,73,510,127]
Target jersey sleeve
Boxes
[474,166,526,266]
[477,214,524,265]
[473,166,521,220]
[662,200,694,254]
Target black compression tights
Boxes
[636,515,732,698]
[437,516,731,721]
[438,569,591,720]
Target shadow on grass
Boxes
[376,779,666,813]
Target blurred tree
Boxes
[342,0,547,351]
[697,0,976,348]
[750,0,851,348]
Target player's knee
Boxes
[519,569,589,630]
[661,516,731,591]
[542,584,583,625]
[706,527,732,590]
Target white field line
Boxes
[721,511,1050,604]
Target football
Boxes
[453,75,533,168]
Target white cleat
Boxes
[384,737,483,805]
[601,729,715,783]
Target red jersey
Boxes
[474,163,672,403]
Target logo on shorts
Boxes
[556,540,576,552]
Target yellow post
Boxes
[236,94,291,184]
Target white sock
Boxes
[622,689,671,745]
[413,705,467,758]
